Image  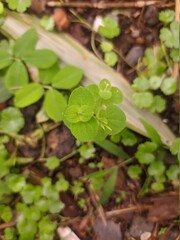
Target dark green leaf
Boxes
[44,89,67,121]
[14,83,44,108]
[52,65,83,89]
[99,168,118,204]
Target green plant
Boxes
[63,79,126,142]
[98,16,121,39]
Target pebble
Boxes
[126,46,144,66]
[143,6,159,26]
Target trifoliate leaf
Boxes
[160,21,180,49]
[52,65,83,89]
[132,77,150,92]
[98,16,120,39]
[127,165,142,179]
[14,29,38,57]
[5,0,31,12]
[44,89,67,122]
[5,61,28,93]
[160,77,177,95]
[0,107,24,134]
[149,95,166,113]
[21,49,58,69]
[159,10,175,23]
[100,41,114,52]
[14,83,44,108]
[104,51,118,66]
[132,92,154,108]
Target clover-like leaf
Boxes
[149,95,166,113]
[104,51,118,66]
[148,161,165,177]
[0,49,13,70]
[44,89,67,122]
[132,77,150,92]
[132,92,154,108]
[127,165,142,179]
[100,41,114,52]
[52,65,83,89]
[39,62,59,85]
[159,10,175,23]
[14,83,44,108]
[45,156,60,170]
[170,48,180,62]
[6,0,31,12]
[160,21,180,49]
[98,16,121,39]
[0,78,12,103]
[149,75,163,90]
[0,107,24,134]
[160,77,177,95]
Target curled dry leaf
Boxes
[53,9,70,31]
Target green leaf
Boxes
[0,50,13,70]
[132,92,154,108]
[40,16,55,31]
[148,161,165,177]
[45,156,60,170]
[55,177,69,192]
[159,10,175,23]
[149,75,163,90]
[39,62,59,84]
[5,61,28,93]
[70,117,99,142]
[44,89,67,122]
[149,95,166,113]
[0,205,12,223]
[105,105,126,135]
[166,165,179,181]
[0,107,24,134]
[14,29,38,57]
[52,65,83,89]
[151,182,164,192]
[170,48,180,62]
[132,77,150,92]
[141,119,162,145]
[99,168,118,204]
[4,227,17,240]
[108,87,123,104]
[104,51,118,66]
[0,78,12,103]
[136,151,155,164]
[5,0,31,12]
[22,49,58,69]
[98,16,120,39]
[100,41,113,52]
[120,128,137,146]
[0,2,4,14]
[160,21,180,49]
[170,138,180,162]
[127,165,142,179]
[160,77,177,95]
[6,174,26,192]
[14,83,44,108]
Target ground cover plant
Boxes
[0,1,179,240]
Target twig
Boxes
[105,204,151,218]
[0,221,16,230]
[47,1,175,9]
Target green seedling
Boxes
[63,79,126,142]
[40,16,55,31]
[0,2,4,14]
[127,165,142,180]
[78,143,95,163]
[159,10,175,24]
[5,0,31,12]
[98,16,121,39]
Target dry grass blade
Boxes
[0,11,175,146]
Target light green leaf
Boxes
[141,119,162,145]
[160,77,177,95]
[44,89,67,122]
[14,29,38,57]
[132,92,154,109]
[5,61,28,93]
[0,50,13,69]
[6,174,26,192]
[170,48,180,62]
[104,51,118,66]
[98,16,120,39]
[22,49,58,69]
[148,161,165,177]
[121,128,137,146]
[166,165,179,181]
[0,107,24,134]
[106,105,126,135]
[159,10,175,23]
[151,182,164,192]
[14,83,44,108]
[149,75,163,90]
[170,138,180,162]
[99,168,118,204]
[149,95,166,113]
[132,77,150,92]
[0,78,12,103]
[127,165,142,179]
[100,41,113,52]
[52,65,83,89]
[40,16,55,31]
[70,117,98,142]
[39,62,59,84]
[6,0,31,12]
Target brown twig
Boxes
[47,1,175,9]
[105,204,151,218]
[0,221,16,230]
